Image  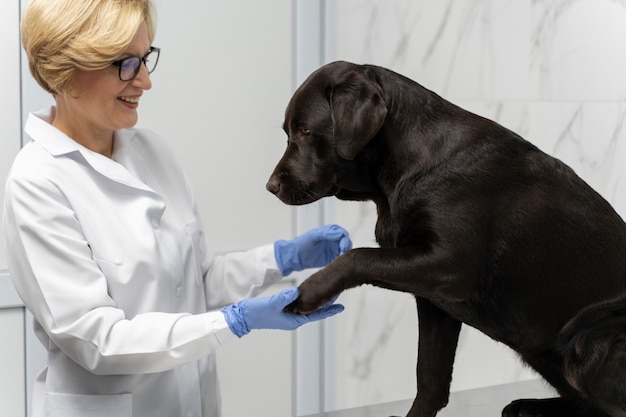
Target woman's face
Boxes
[54,22,152,149]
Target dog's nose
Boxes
[266,178,280,195]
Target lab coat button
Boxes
[175,286,182,297]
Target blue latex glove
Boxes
[220,287,344,338]
[274,224,352,276]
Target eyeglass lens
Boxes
[119,49,159,81]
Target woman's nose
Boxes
[131,63,152,90]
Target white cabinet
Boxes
[0,308,25,417]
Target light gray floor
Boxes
[302,379,557,417]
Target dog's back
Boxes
[357,63,626,331]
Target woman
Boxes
[3,1,351,416]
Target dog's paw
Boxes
[284,267,345,315]
[284,279,337,315]
[284,296,308,315]
[284,291,326,315]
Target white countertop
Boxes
[301,379,556,417]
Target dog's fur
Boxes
[266,61,626,417]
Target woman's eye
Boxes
[300,128,311,135]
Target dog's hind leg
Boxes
[401,298,462,417]
[559,299,626,417]
[586,350,626,417]
[501,346,612,417]
[505,300,626,417]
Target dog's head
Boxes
[266,61,388,205]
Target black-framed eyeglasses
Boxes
[111,46,160,82]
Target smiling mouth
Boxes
[117,96,140,104]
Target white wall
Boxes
[135,4,298,408]
[139,0,293,252]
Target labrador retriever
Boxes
[266,60,626,417]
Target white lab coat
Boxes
[2,107,284,417]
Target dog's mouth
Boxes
[267,171,340,205]
[273,185,339,206]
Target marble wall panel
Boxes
[322,0,626,411]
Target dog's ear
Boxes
[327,73,387,160]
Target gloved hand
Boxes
[274,224,352,276]
[220,287,344,338]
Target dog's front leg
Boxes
[286,246,475,315]
[401,298,461,417]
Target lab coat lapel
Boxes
[80,135,158,196]
[25,108,158,196]
[111,128,149,183]
[82,128,155,193]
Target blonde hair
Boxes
[21,0,156,95]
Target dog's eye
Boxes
[300,128,311,136]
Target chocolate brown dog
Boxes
[266,61,626,417]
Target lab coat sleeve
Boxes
[3,173,236,375]
[202,243,284,310]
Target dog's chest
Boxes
[374,203,399,248]
[374,210,419,249]
[374,222,396,248]
[373,193,425,248]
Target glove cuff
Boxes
[220,304,250,338]
[274,239,299,276]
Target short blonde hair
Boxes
[21,0,156,95]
